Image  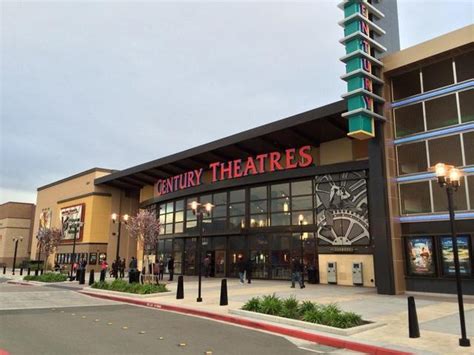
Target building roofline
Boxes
[0,201,36,207]
[383,24,474,74]
[95,100,346,186]
[38,167,116,192]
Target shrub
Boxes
[242,297,261,312]
[23,273,68,283]
[259,294,283,315]
[281,296,299,319]
[241,295,364,329]
[91,280,168,294]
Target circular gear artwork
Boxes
[315,171,370,246]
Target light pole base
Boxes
[459,338,471,347]
[197,297,203,302]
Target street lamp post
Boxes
[68,221,84,281]
[12,236,23,275]
[190,201,213,302]
[434,163,470,347]
[111,213,129,278]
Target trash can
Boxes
[307,266,318,284]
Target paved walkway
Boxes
[3,271,474,354]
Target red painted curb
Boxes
[80,291,411,355]
[0,349,10,355]
[6,281,34,286]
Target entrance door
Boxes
[204,251,215,277]
[215,250,226,277]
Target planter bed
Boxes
[229,309,384,336]
[82,286,170,299]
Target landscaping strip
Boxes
[80,290,411,355]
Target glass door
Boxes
[215,250,226,277]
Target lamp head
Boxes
[111,213,118,223]
[298,214,304,224]
[123,214,129,223]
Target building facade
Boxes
[0,202,35,267]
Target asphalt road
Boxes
[0,282,323,355]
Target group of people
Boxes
[110,258,126,278]
[146,256,175,282]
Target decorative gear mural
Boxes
[315,171,370,246]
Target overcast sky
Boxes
[1,0,473,204]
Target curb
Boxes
[6,281,34,287]
[80,290,411,355]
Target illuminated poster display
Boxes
[60,204,84,240]
[407,237,435,275]
[39,208,52,229]
[441,236,471,276]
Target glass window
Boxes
[200,194,212,204]
[425,94,458,130]
[186,220,197,229]
[186,209,196,221]
[468,175,474,208]
[174,222,184,234]
[165,224,173,234]
[250,215,267,227]
[250,201,267,214]
[291,195,313,210]
[159,214,165,224]
[431,179,468,212]
[250,186,267,200]
[165,213,173,224]
[422,58,454,92]
[455,50,474,82]
[271,198,290,213]
[230,189,245,203]
[229,202,245,216]
[459,90,474,123]
[399,181,431,214]
[291,180,312,196]
[394,103,424,137]
[213,192,227,205]
[392,69,421,101]
[291,210,313,225]
[213,205,227,218]
[166,202,174,214]
[428,134,463,167]
[397,142,428,175]
[271,212,291,226]
[175,211,184,223]
[175,200,184,211]
[228,236,246,250]
[229,216,245,229]
[464,131,474,165]
[271,183,290,198]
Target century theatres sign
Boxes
[155,146,313,196]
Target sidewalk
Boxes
[80,276,474,355]
[4,271,473,354]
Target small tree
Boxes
[126,210,161,272]
[37,227,62,269]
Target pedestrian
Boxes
[237,256,245,284]
[245,257,253,284]
[167,256,174,281]
[203,255,211,278]
[112,260,118,278]
[100,259,108,282]
[159,259,165,280]
[291,257,305,289]
[119,258,125,278]
[153,261,160,285]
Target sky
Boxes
[1,0,473,204]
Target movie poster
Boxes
[60,204,84,240]
[407,237,435,275]
[39,208,52,230]
[441,236,471,276]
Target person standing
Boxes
[100,259,108,282]
[245,257,253,284]
[119,258,125,278]
[167,256,174,281]
[237,256,245,284]
[291,257,304,289]
[153,261,160,284]
[159,259,165,281]
[203,255,211,278]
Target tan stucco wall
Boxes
[318,254,375,288]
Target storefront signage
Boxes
[406,237,435,275]
[339,0,386,139]
[155,146,313,196]
[441,236,471,276]
[60,204,84,240]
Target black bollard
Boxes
[20,268,23,276]
[220,279,228,306]
[88,270,95,285]
[408,296,420,338]
[35,269,39,276]
[27,267,31,276]
[176,275,184,299]
[40,269,44,275]
[3,265,6,274]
